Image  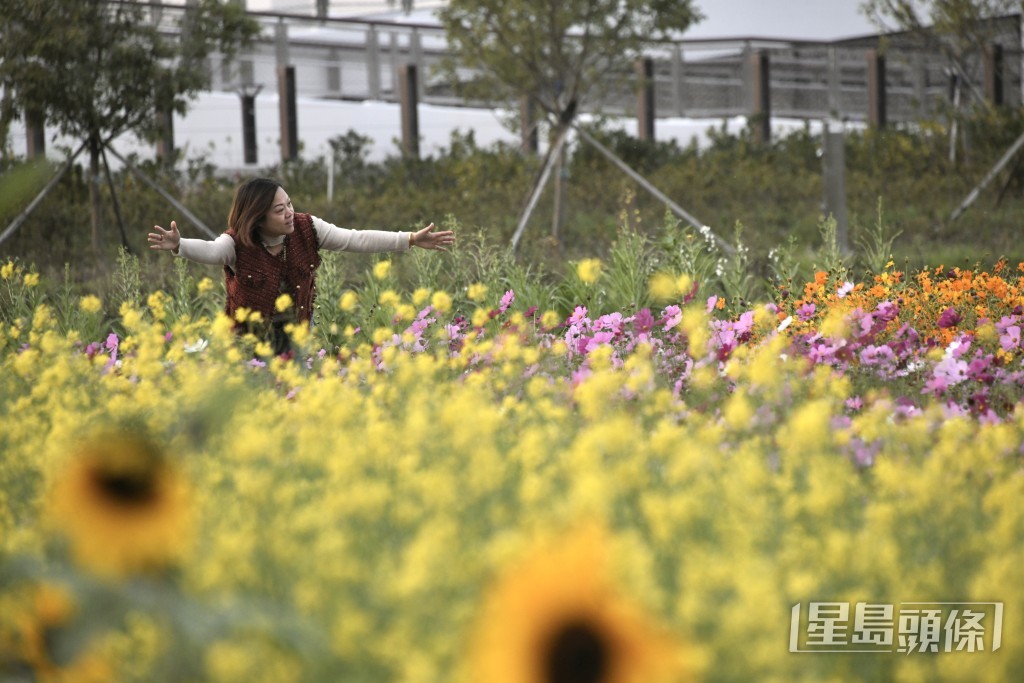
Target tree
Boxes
[0,0,258,251]
[861,0,1021,163]
[860,1,1019,103]
[438,0,702,243]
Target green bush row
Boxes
[3,107,1024,301]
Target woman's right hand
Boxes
[148,221,181,252]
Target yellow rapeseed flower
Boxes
[339,290,359,311]
[682,308,708,357]
[79,295,102,315]
[275,293,294,313]
[576,258,603,285]
[723,392,755,430]
[675,273,693,296]
[431,291,452,314]
[412,287,431,306]
[472,308,490,327]
[780,399,832,458]
[468,282,489,302]
[648,272,677,302]
[197,277,215,294]
[395,303,416,322]
[379,289,401,308]
[373,260,392,280]
[23,272,40,287]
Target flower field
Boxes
[1,253,1023,683]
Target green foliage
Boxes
[718,222,758,307]
[6,107,1024,307]
[0,158,52,219]
[766,234,804,302]
[604,218,655,314]
[655,211,722,294]
[861,0,1019,59]
[114,247,142,313]
[437,0,702,120]
[856,198,903,275]
[815,214,850,284]
[0,0,257,246]
[0,258,43,327]
[0,0,257,144]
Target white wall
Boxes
[7,90,840,174]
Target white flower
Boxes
[184,338,209,354]
[777,316,793,332]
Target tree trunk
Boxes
[88,138,103,252]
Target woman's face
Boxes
[260,187,294,238]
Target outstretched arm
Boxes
[313,216,453,253]
[409,223,455,251]
[148,220,236,266]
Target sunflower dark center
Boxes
[544,620,608,683]
[93,469,157,505]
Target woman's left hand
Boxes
[410,223,455,251]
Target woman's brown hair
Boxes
[227,178,281,248]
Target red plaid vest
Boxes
[223,212,321,324]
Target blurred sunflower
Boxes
[1,583,110,683]
[48,429,192,577]
[470,524,686,683]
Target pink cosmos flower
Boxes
[661,305,682,331]
[796,303,816,321]
[874,301,899,322]
[568,306,589,327]
[932,356,968,387]
[633,308,654,334]
[937,307,962,329]
[105,332,120,357]
[499,290,515,313]
[1000,325,1020,352]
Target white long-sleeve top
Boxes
[176,215,411,270]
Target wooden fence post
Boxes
[671,45,685,116]
[25,108,45,160]
[239,85,262,165]
[749,51,771,144]
[155,107,174,165]
[398,63,419,159]
[636,57,655,141]
[366,25,381,100]
[866,49,887,128]
[278,66,298,162]
[822,121,850,255]
[276,21,298,162]
[985,43,1004,106]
